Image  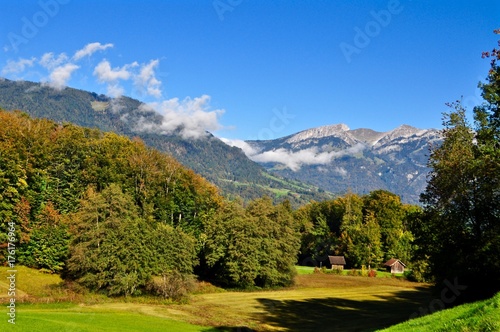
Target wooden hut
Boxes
[384,259,406,274]
[328,256,346,270]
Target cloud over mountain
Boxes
[1,42,226,139]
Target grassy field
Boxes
[8,303,217,332]
[0,266,433,331]
[380,292,500,332]
[295,265,406,278]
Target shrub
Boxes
[405,260,431,282]
[147,270,196,302]
[368,269,377,278]
[313,267,322,274]
[330,268,343,275]
[348,269,361,276]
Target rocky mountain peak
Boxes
[285,123,351,144]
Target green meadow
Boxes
[381,292,500,332]
[3,266,499,331]
[1,266,435,331]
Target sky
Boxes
[1,0,499,142]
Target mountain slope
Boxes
[244,123,442,204]
[0,78,330,205]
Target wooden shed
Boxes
[328,256,346,270]
[384,259,406,274]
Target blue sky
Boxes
[1,0,499,140]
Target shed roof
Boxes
[328,255,346,265]
[384,258,406,267]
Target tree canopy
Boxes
[418,29,500,301]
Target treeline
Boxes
[295,190,417,270]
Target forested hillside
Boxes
[0,79,331,206]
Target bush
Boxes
[348,269,361,276]
[147,270,196,302]
[368,269,377,278]
[405,260,431,282]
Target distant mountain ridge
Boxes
[244,123,442,204]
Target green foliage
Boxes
[65,185,152,296]
[419,30,500,301]
[295,199,343,266]
[0,110,221,297]
[201,198,301,288]
[64,184,199,297]
[147,271,196,302]
[297,191,417,270]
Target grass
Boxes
[380,291,500,332]
[294,265,407,279]
[171,273,432,331]
[5,303,218,332]
[295,265,315,275]
[0,266,434,331]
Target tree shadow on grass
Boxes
[248,286,433,332]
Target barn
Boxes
[328,255,346,270]
[384,259,406,274]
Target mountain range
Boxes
[240,123,442,204]
[0,78,441,204]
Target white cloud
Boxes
[93,59,132,82]
[45,63,80,90]
[219,138,260,156]
[221,141,366,171]
[133,95,224,139]
[73,42,113,61]
[2,57,36,75]
[93,59,137,98]
[39,52,69,69]
[251,147,333,171]
[333,167,348,177]
[134,59,162,98]
[105,84,126,98]
[1,42,226,139]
